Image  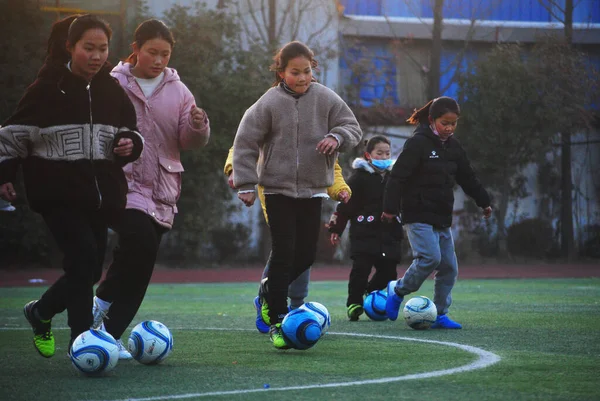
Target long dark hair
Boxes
[46,14,112,65]
[406,96,461,125]
[269,41,318,87]
[125,19,175,64]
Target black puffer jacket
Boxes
[383,124,490,228]
[0,61,143,213]
[329,158,403,261]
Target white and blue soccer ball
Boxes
[403,296,437,330]
[128,320,173,364]
[281,308,322,350]
[364,290,388,321]
[70,329,119,375]
[299,301,331,333]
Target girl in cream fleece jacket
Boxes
[233,41,362,349]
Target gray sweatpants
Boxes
[394,222,458,315]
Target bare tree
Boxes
[537,0,577,260]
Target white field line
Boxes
[17,327,503,401]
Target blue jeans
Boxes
[395,222,458,315]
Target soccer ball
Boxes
[128,320,173,364]
[364,290,388,321]
[403,296,437,330]
[281,308,322,350]
[70,329,119,375]
[299,301,331,333]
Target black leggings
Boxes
[347,254,397,306]
[96,209,166,339]
[264,195,322,324]
[37,208,107,340]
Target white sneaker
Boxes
[92,296,110,330]
[0,204,15,212]
[116,339,132,360]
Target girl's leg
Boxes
[394,223,441,296]
[367,256,398,293]
[96,209,164,340]
[264,195,296,325]
[433,227,458,315]
[289,198,322,284]
[347,254,372,306]
[39,209,106,340]
[288,269,310,309]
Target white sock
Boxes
[95,297,112,312]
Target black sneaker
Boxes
[23,301,55,358]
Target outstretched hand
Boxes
[337,190,350,203]
[190,105,207,129]
[0,182,17,202]
[228,172,236,189]
[238,191,256,207]
[482,206,492,219]
[380,211,395,223]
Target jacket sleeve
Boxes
[455,145,491,208]
[0,85,41,185]
[224,146,234,176]
[232,99,270,192]
[177,85,210,151]
[326,159,352,200]
[113,89,144,167]
[327,92,362,152]
[383,137,423,215]
[329,173,362,235]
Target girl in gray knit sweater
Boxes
[233,41,362,349]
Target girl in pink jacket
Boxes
[91,19,210,357]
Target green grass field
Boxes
[1,278,599,401]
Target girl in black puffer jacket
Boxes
[328,136,403,321]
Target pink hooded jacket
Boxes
[111,62,210,229]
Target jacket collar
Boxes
[111,62,179,101]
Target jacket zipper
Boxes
[295,99,300,196]
[87,83,102,209]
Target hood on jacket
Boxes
[352,157,394,173]
[111,61,180,85]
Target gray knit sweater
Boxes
[233,83,362,198]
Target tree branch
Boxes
[275,0,294,40]
[243,0,268,45]
[537,0,565,22]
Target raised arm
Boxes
[178,87,210,151]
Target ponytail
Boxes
[406,97,460,125]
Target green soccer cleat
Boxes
[347,304,364,321]
[23,301,55,358]
[269,323,291,350]
[259,278,271,325]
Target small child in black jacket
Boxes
[328,136,403,321]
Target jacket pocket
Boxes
[153,156,184,205]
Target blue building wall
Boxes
[340,0,600,23]
[339,0,600,107]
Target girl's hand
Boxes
[113,138,133,157]
[191,105,207,129]
[482,206,492,219]
[0,182,17,202]
[338,190,350,203]
[330,233,340,246]
[316,136,338,155]
[380,212,396,223]
[238,191,256,207]
[228,172,236,189]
